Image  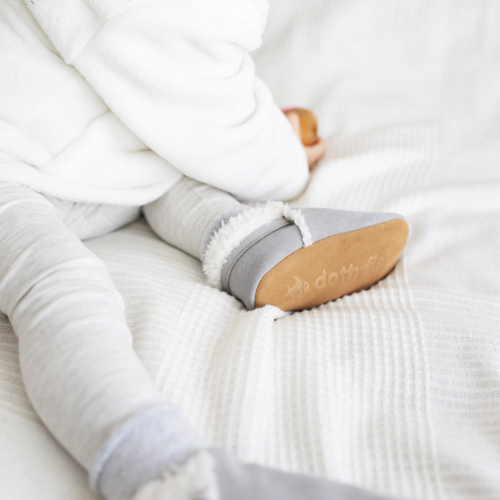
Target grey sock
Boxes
[91,404,205,500]
[143,177,245,261]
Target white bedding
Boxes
[1,1,500,499]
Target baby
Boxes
[0,1,407,499]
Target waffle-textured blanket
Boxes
[1,1,500,499]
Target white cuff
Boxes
[132,450,219,500]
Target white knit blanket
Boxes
[1,1,500,499]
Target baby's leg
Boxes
[143,176,247,261]
[144,177,409,312]
[0,183,212,500]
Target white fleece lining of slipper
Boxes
[131,450,219,500]
[202,201,312,289]
[283,205,313,248]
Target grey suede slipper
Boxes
[211,448,410,500]
[204,204,408,311]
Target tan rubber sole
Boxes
[254,218,409,311]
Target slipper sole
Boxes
[254,218,409,311]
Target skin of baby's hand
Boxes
[286,111,326,171]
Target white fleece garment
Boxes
[0,0,308,205]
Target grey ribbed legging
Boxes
[0,177,244,499]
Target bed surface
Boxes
[1,1,500,499]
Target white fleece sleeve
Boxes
[24,0,309,202]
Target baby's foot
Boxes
[133,448,406,500]
[203,203,408,311]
